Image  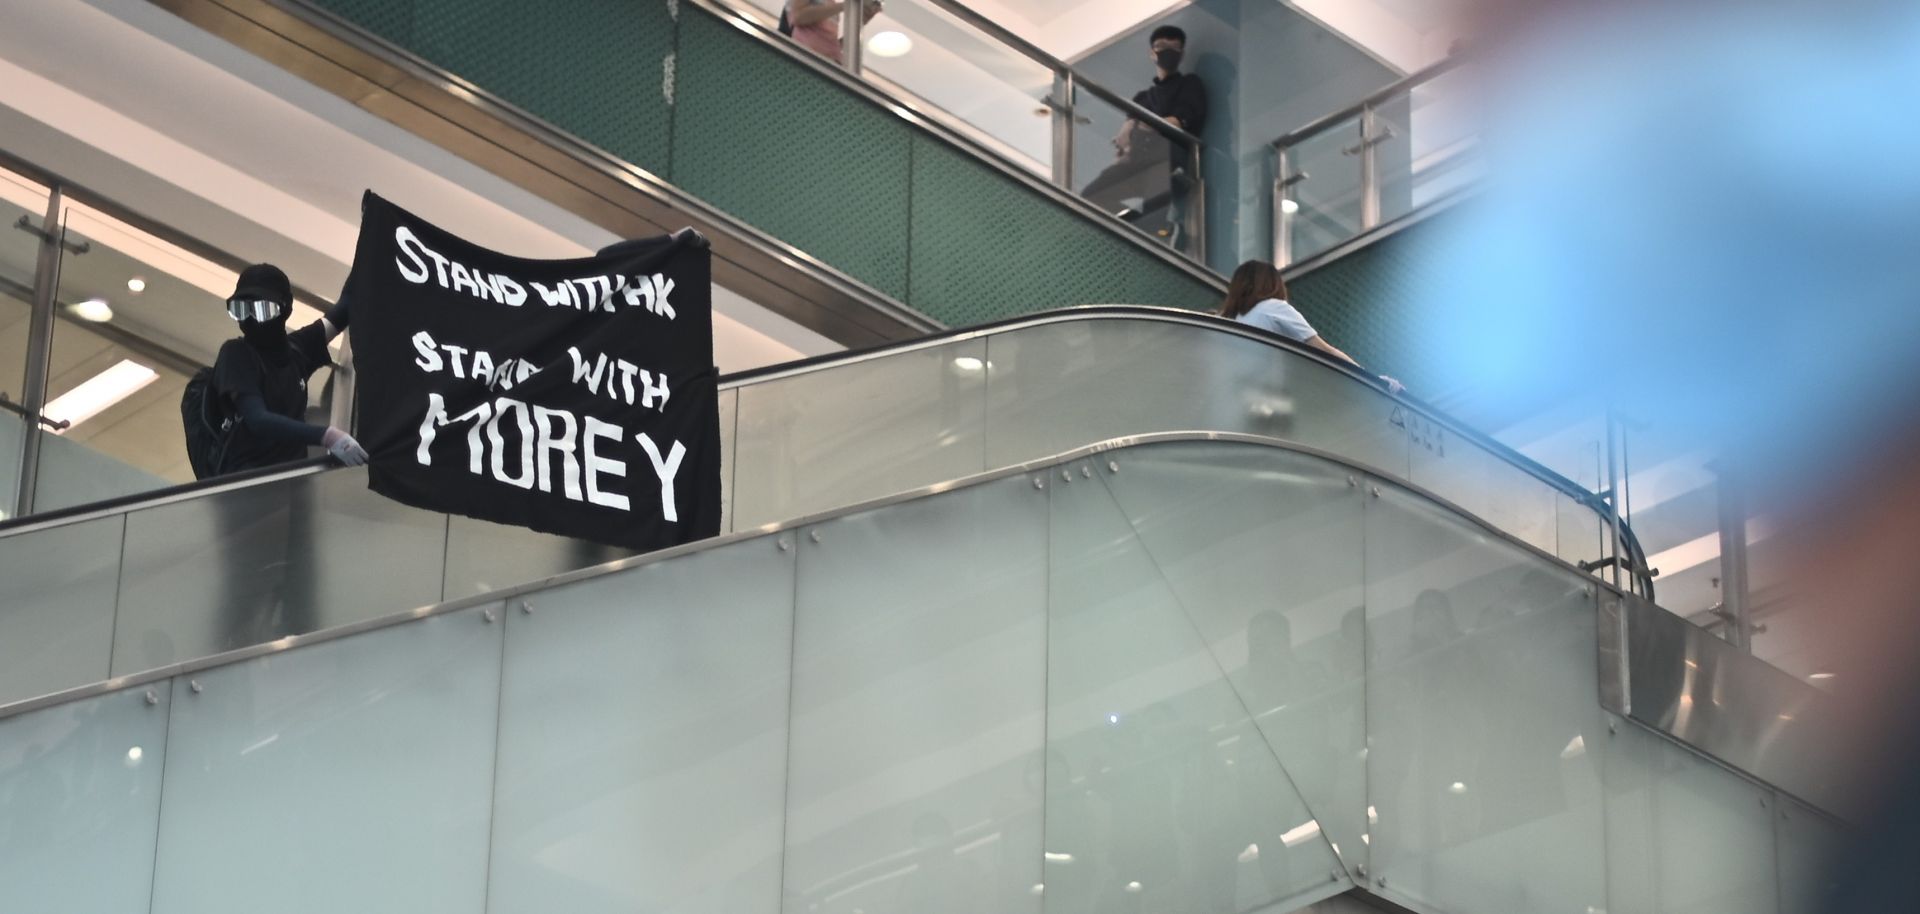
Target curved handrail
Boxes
[0,430,1632,723]
[0,307,1649,595]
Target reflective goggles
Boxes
[226,298,286,322]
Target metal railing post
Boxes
[1050,69,1075,189]
[1186,140,1206,262]
[1358,104,1382,230]
[1273,146,1293,267]
[1716,467,1753,651]
[841,0,866,74]
[13,185,64,519]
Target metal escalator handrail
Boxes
[0,306,1649,589]
[0,430,1633,723]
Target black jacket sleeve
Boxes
[235,393,329,446]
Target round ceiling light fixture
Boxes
[126,277,147,293]
[868,30,913,57]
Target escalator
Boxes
[0,310,1837,914]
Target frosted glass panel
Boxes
[149,606,503,914]
[1775,798,1845,914]
[442,515,631,602]
[0,684,170,914]
[784,475,1047,914]
[1046,456,1343,914]
[1097,443,1369,874]
[488,540,794,914]
[719,386,737,533]
[0,515,121,705]
[985,321,1408,479]
[1647,740,1779,914]
[732,340,987,529]
[1365,485,1608,914]
[113,468,448,674]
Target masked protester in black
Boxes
[213,263,369,471]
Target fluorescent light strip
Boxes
[44,359,159,433]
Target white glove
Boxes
[322,426,370,467]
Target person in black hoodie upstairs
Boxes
[213,263,368,473]
[1081,25,1209,238]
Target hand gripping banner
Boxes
[347,192,721,550]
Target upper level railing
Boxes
[718,0,1208,259]
[1273,57,1478,268]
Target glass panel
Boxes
[1073,89,1200,253]
[0,683,171,913]
[1406,413,1560,555]
[0,515,123,706]
[442,515,631,603]
[1556,490,1609,575]
[488,538,794,914]
[784,474,1047,914]
[112,467,448,675]
[1365,484,1609,914]
[0,169,50,516]
[148,605,503,914]
[1280,116,1364,264]
[1602,720,1780,914]
[1046,452,1342,914]
[1378,69,1483,222]
[731,339,986,530]
[1774,798,1845,914]
[1097,443,1369,877]
[860,0,1055,179]
[36,201,336,513]
[985,320,1409,479]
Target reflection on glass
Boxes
[1074,89,1199,252]
[1280,116,1364,265]
[860,0,1054,178]
[33,198,333,513]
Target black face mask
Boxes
[238,313,291,356]
[1155,48,1183,72]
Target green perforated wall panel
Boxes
[907,137,1220,325]
[308,0,413,45]
[670,10,913,301]
[1288,215,1450,391]
[411,0,675,175]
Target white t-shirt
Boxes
[1234,298,1319,342]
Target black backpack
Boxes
[181,366,237,480]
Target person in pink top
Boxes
[783,0,885,64]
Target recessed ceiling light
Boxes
[1808,672,1835,680]
[70,298,114,323]
[1280,198,1301,215]
[126,277,147,293]
[43,359,158,432]
[868,30,913,57]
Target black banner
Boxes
[347,192,721,550]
